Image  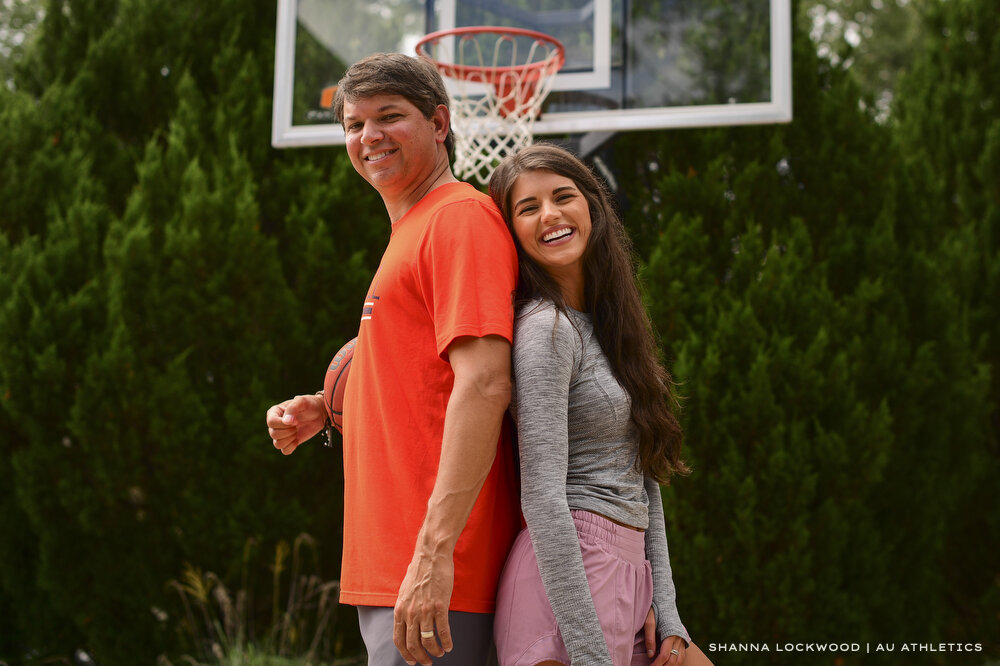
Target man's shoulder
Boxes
[424,182,501,219]
[417,183,511,252]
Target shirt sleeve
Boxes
[644,474,690,645]
[416,199,517,358]
[512,305,614,665]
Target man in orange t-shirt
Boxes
[265,53,519,666]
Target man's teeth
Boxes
[366,150,393,161]
[542,228,572,242]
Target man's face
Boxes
[341,94,448,198]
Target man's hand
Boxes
[393,550,455,665]
[643,608,687,665]
[266,393,326,455]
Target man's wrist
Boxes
[315,390,334,447]
[414,510,463,558]
[416,528,458,557]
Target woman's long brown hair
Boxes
[489,144,688,482]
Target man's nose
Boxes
[361,120,383,145]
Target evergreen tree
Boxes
[608,1,992,662]
[3,0,994,662]
[0,170,108,656]
[892,0,1000,652]
[1,0,383,660]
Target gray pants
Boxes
[357,606,496,666]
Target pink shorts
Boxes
[494,510,655,666]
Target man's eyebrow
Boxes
[343,104,405,122]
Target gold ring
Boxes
[420,630,435,639]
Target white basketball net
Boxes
[417,29,565,186]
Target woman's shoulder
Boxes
[514,299,584,354]
[515,298,567,331]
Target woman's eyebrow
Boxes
[515,186,577,209]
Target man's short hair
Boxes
[333,53,455,158]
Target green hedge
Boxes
[0,0,996,663]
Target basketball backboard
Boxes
[272,0,792,148]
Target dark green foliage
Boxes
[1,0,996,664]
[609,1,996,663]
[0,0,383,661]
[892,0,1000,652]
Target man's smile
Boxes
[365,148,397,162]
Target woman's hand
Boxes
[642,608,687,665]
[652,634,686,665]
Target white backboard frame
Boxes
[272,0,792,148]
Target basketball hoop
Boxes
[416,27,565,186]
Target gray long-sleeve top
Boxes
[511,300,689,664]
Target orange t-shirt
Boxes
[339,182,520,612]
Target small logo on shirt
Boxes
[361,272,381,322]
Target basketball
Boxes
[323,337,357,434]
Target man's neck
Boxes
[384,157,460,224]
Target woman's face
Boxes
[509,169,592,293]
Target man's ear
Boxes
[432,104,450,142]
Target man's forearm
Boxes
[415,373,510,554]
[393,334,512,663]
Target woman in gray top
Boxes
[488,145,712,666]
